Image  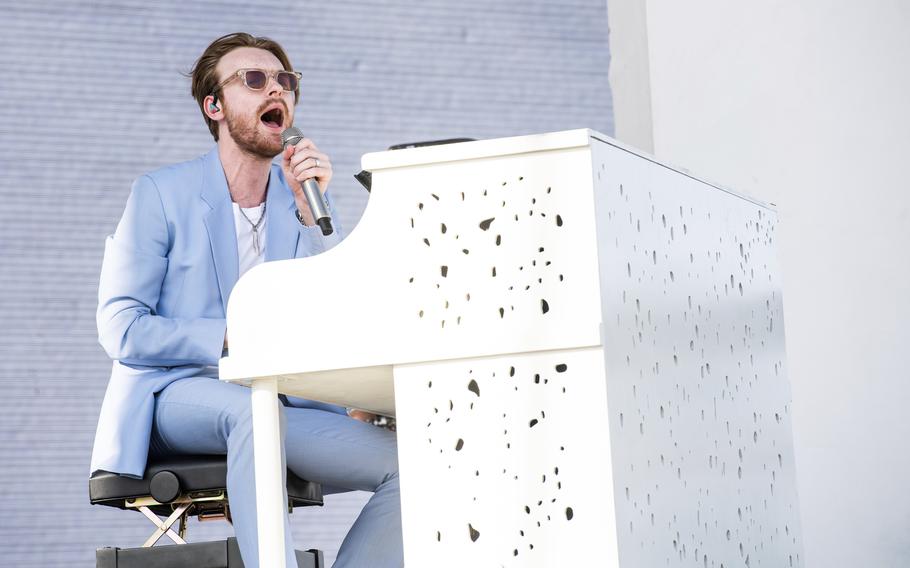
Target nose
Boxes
[267,73,285,97]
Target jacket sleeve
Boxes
[295,191,345,254]
[97,175,226,367]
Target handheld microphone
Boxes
[281,126,333,236]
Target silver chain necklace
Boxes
[237,201,267,255]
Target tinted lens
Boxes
[277,71,298,92]
[243,70,268,90]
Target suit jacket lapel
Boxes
[200,148,239,315]
[265,165,300,262]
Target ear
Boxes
[204,94,222,121]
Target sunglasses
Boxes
[216,68,302,93]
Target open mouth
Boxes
[260,107,284,129]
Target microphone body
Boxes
[281,127,334,236]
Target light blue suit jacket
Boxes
[91,148,345,478]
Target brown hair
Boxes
[189,32,299,141]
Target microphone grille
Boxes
[281,126,304,148]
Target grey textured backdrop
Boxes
[0,0,613,565]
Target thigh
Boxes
[283,408,399,493]
[151,376,254,457]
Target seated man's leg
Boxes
[151,376,298,568]
[283,408,403,568]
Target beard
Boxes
[223,101,285,159]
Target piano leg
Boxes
[251,377,287,568]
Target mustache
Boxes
[257,99,289,116]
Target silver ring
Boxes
[315,159,321,168]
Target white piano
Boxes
[221,129,804,567]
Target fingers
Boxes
[289,137,316,151]
[287,140,331,183]
[287,137,318,159]
[291,158,329,180]
[348,409,376,423]
[282,138,333,196]
[288,143,329,170]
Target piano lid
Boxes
[362,128,597,172]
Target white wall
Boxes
[608,1,910,566]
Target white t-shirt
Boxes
[199,202,268,379]
[232,202,267,278]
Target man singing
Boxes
[90,32,403,567]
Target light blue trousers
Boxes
[149,376,403,568]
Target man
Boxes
[90,32,402,568]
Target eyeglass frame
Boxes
[213,68,302,99]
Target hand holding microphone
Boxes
[281,127,334,236]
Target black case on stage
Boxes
[96,537,323,568]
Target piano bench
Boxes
[90,455,324,568]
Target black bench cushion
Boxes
[90,455,322,509]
